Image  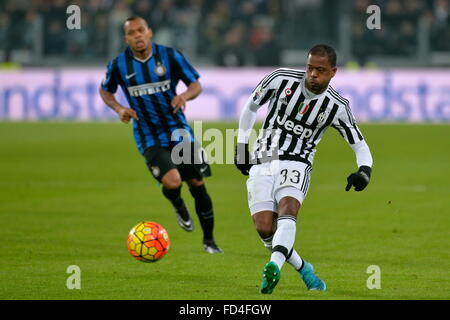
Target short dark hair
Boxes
[123,16,149,32]
[308,44,337,67]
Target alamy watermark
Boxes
[66,265,81,290]
[66,5,81,30]
[169,121,282,166]
[366,265,381,289]
[366,5,381,30]
[65,4,381,32]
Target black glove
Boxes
[345,166,372,192]
[234,143,253,176]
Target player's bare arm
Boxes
[99,88,139,123]
[171,81,202,113]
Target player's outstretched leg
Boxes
[189,181,223,254]
[298,260,326,291]
[260,261,280,294]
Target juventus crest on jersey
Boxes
[251,68,364,166]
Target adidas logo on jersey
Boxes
[276,114,313,139]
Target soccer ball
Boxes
[127,221,170,262]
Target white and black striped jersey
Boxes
[250,68,365,166]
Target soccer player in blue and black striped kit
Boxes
[99,16,222,253]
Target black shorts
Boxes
[143,142,211,182]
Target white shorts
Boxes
[246,160,312,215]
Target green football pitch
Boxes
[0,122,449,300]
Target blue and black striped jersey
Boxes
[101,42,200,154]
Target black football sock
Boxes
[189,184,214,241]
[162,186,184,210]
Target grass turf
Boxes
[0,122,449,300]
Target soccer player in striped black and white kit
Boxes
[235,45,373,293]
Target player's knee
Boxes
[278,197,301,216]
[254,221,274,239]
[162,170,182,189]
[163,179,182,190]
[187,178,204,188]
[252,211,275,239]
[256,227,273,239]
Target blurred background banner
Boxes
[1,0,450,122]
[1,68,450,122]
